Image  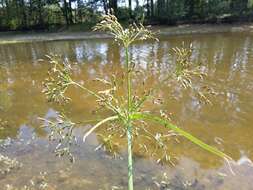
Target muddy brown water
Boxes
[0,32,253,190]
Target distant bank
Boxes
[1,23,253,45]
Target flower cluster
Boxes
[40,114,76,163]
[42,55,73,104]
[93,13,157,47]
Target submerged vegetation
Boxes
[5,172,51,190]
[41,14,232,190]
[0,154,22,177]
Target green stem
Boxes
[126,47,131,113]
[125,46,134,190]
[127,124,133,190]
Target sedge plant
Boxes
[41,14,232,190]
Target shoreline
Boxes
[1,23,253,44]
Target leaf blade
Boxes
[131,112,232,160]
[83,115,119,142]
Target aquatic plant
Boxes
[41,14,232,190]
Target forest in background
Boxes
[0,0,253,31]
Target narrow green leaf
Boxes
[83,115,119,142]
[131,112,232,160]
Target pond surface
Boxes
[0,32,253,190]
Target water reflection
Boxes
[0,33,253,188]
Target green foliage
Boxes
[1,0,253,31]
[116,7,130,21]
[116,6,146,23]
[8,19,19,30]
[155,0,186,23]
[41,14,232,190]
[44,4,63,25]
[131,113,231,160]
[40,113,76,163]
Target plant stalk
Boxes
[126,47,131,112]
[125,46,134,190]
[127,124,133,190]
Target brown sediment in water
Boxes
[0,32,253,189]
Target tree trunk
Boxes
[63,0,69,25]
[20,0,27,28]
[5,0,10,24]
[147,0,150,18]
[28,0,32,26]
[150,0,154,17]
[102,0,108,14]
[38,0,43,26]
[68,0,73,24]
[166,0,169,13]
[135,0,139,8]
[113,0,118,15]
[109,0,117,15]
[129,0,132,18]
[186,0,195,18]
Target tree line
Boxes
[0,0,253,31]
